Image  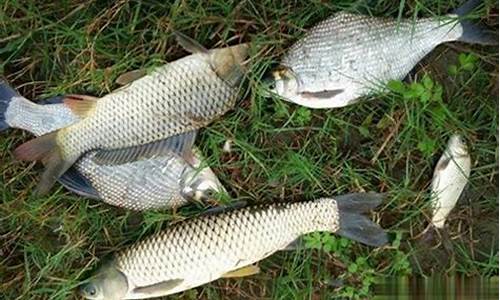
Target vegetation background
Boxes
[0,0,498,299]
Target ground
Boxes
[0,0,498,299]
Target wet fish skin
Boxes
[1,86,225,211]
[80,193,388,299]
[14,42,249,195]
[430,134,471,229]
[270,1,496,109]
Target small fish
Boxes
[13,32,249,195]
[430,134,471,229]
[79,193,388,299]
[0,81,225,210]
[269,0,497,108]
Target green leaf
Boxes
[293,107,312,126]
[419,90,432,104]
[387,80,406,93]
[348,263,358,273]
[417,137,436,157]
[358,126,370,138]
[422,74,434,90]
[447,65,458,76]
[432,84,443,102]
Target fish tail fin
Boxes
[453,0,498,45]
[334,193,389,247]
[0,80,20,132]
[14,131,75,195]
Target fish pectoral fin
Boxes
[300,89,345,99]
[173,31,208,54]
[435,156,451,172]
[222,264,260,278]
[133,278,184,296]
[63,95,98,118]
[115,69,147,86]
[58,167,100,199]
[93,130,197,166]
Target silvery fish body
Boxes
[1,92,225,211]
[80,193,388,300]
[270,1,495,108]
[14,41,248,195]
[430,134,471,229]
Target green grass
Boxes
[0,0,498,299]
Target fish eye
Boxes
[204,189,216,198]
[81,283,98,297]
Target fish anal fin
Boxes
[133,279,184,296]
[115,69,147,86]
[173,31,208,54]
[93,130,197,166]
[222,264,260,278]
[63,95,97,118]
[300,89,344,99]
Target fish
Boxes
[13,32,249,195]
[268,0,497,109]
[430,134,471,229]
[0,81,226,210]
[79,193,388,299]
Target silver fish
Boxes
[430,134,471,229]
[269,0,496,108]
[14,33,249,195]
[79,193,388,299]
[0,82,226,211]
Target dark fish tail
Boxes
[0,80,20,132]
[335,193,389,247]
[453,0,498,45]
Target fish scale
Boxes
[283,12,462,94]
[2,94,226,210]
[268,1,500,110]
[14,42,248,194]
[113,199,339,297]
[65,54,233,152]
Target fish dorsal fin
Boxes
[173,31,208,54]
[115,69,147,86]
[58,166,100,199]
[300,89,345,99]
[93,130,197,166]
[63,94,98,118]
[222,264,260,278]
[133,279,184,296]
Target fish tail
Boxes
[334,193,389,247]
[453,0,498,45]
[0,80,21,132]
[14,131,76,195]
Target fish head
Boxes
[266,66,299,100]
[208,43,250,87]
[80,263,128,300]
[448,134,468,157]
[181,164,227,204]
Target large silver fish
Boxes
[79,193,388,299]
[13,33,249,195]
[0,82,226,210]
[430,134,471,229]
[269,0,496,108]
